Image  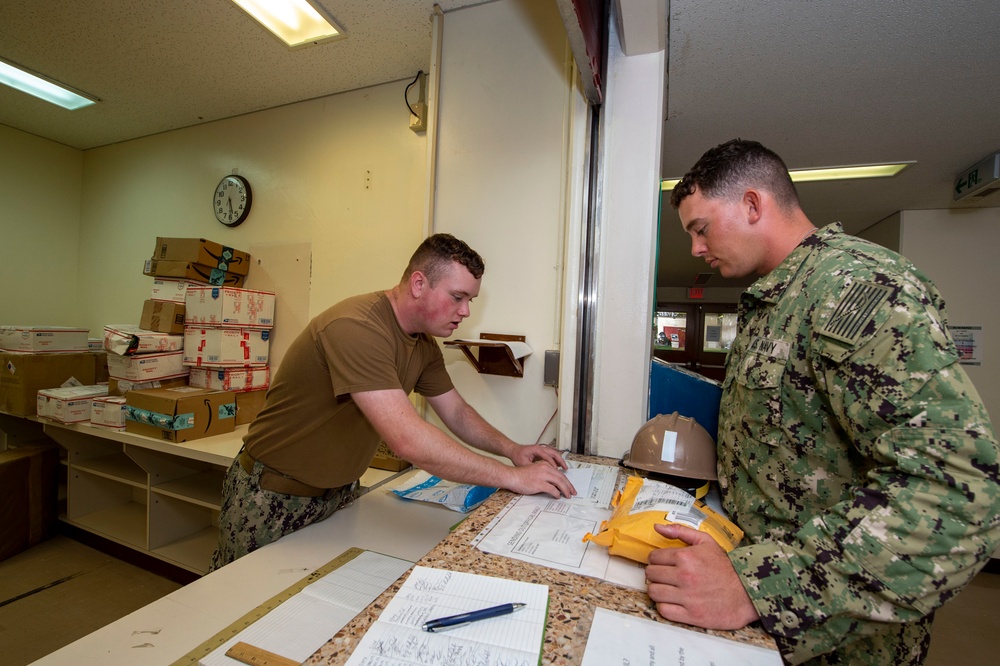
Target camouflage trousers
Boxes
[210,456,359,571]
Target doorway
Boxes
[653,303,737,381]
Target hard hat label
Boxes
[660,429,678,463]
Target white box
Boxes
[184,286,275,328]
[0,326,90,352]
[90,395,127,430]
[188,366,271,392]
[150,278,200,303]
[106,350,188,381]
[183,327,270,367]
[36,384,108,423]
[103,325,184,356]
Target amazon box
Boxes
[153,237,252,276]
[144,259,246,288]
[0,351,97,417]
[125,386,235,442]
[140,300,186,334]
[235,389,267,426]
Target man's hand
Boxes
[505,461,576,499]
[645,523,759,630]
[507,443,569,470]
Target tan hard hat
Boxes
[621,412,717,481]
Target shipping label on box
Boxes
[125,387,235,442]
[144,259,247,288]
[91,395,127,429]
[140,300,186,334]
[0,351,97,417]
[184,286,275,328]
[0,326,90,353]
[153,237,252,276]
[36,384,108,423]
[106,350,188,381]
[235,389,266,426]
[104,325,184,356]
[188,366,270,392]
[183,327,270,367]
[150,278,200,303]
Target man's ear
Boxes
[743,189,763,225]
[408,270,428,298]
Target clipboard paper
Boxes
[344,566,548,666]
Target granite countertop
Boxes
[305,456,778,665]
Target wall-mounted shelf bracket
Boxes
[444,333,529,378]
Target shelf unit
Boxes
[43,421,246,575]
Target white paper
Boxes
[199,551,413,666]
[470,462,645,590]
[581,608,783,666]
[345,566,548,666]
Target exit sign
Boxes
[954,152,1000,200]
[687,287,704,299]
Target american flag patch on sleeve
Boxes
[819,280,894,344]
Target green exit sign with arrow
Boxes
[954,152,1000,201]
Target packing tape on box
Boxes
[125,403,236,430]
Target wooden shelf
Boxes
[71,452,146,487]
[152,469,226,509]
[443,333,530,378]
[69,501,147,549]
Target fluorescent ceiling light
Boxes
[0,58,96,110]
[232,0,345,49]
[661,162,914,190]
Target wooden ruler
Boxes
[171,547,367,666]
[224,641,300,666]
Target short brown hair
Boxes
[403,233,485,284]
[670,139,800,211]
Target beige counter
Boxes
[305,457,777,664]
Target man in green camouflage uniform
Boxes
[645,139,1000,664]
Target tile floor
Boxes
[1,535,997,665]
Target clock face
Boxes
[214,175,252,227]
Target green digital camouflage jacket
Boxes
[719,223,1000,665]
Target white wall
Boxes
[0,125,84,325]
[897,208,1000,424]
[432,0,587,446]
[72,80,427,363]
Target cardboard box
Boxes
[0,326,90,352]
[184,286,275,328]
[150,278,200,303]
[104,324,184,356]
[153,237,252,276]
[125,386,235,442]
[91,395,127,430]
[370,440,412,472]
[108,375,188,396]
[93,351,109,383]
[0,352,97,417]
[140,300,186,334]
[235,389,267,426]
[106,350,188,381]
[144,259,247,288]
[188,366,270,392]
[36,384,108,423]
[0,443,59,562]
[183,327,270,367]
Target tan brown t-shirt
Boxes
[244,291,453,488]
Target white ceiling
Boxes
[3,1,998,290]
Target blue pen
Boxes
[422,602,527,632]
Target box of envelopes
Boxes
[125,387,235,442]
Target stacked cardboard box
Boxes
[36,384,109,424]
[125,386,236,442]
[143,237,251,288]
[0,443,59,562]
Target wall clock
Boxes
[214,175,252,227]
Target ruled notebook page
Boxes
[345,566,549,666]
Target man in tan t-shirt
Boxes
[211,233,576,569]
